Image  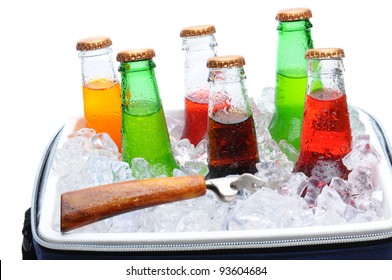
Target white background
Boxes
[1,0,390,276]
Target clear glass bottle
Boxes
[180,24,218,145]
[294,48,352,185]
[268,8,314,151]
[76,36,122,151]
[206,55,259,179]
[117,48,179,176]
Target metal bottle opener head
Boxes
[206,173,265,202]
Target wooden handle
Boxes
[61,175,206,232]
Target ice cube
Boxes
[343,204,364,223]
[182,161,209,176]
[255,159,294,189]
[342,142,381,170]
[111,161,133,182]
[279,172,308,197]
[131,158,167,179]
[176,193,228,232]
[110,211,141,233]
[351,210,381,223]
[166,114,184,140]
[173,168,186,177]
[278,140,299,163]
[258,87,275,115]
[228,188,314,230]
[352,134,370,146]
[137,190,228,233]
[52,136,90,175]
[176,210,214,232]
[349,106,366,136]
[303,178,325,208]
[347,167,374,194]
[193,139,208,164]
[131,158,152,179]
[329,177,354,203]
[86,155,114,185]
[355,189,383,218]
[315,186,347,219]
[314,211,347,226]
[68,128,96,141]
[171,138,194,166]
[56,170,95,193]
[91,132,119,155]
[70,217,113,234]
[171,136,208,169]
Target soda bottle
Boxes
[76,36,122,151]
[293,48,352,185]
[180,24,218,145]
[206,55,259,179]
[117,48,179,176]
[268,8,314,151]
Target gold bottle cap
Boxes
[276,8,312,21]
[305,48,345,59]
[207,55,245,68]
[116,48,156,62]
[180,24,216,37]
[76,36,112,51]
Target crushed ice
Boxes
[53,87,384,233]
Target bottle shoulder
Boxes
[118,59,156,73]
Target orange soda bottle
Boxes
[76,36,122,151]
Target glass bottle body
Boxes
[79,47,122,150]
[181,34,217,145]
[119,59,179,176]
[268,20,314,150]
[294,57,352,185]
[207,66,259,179]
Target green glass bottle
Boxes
[268,8,314,151]
[117,48,179,176]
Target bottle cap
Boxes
[305,48,345,59]
[76,36,112,51]
[276,8,312,21]
[207,55,245,68]
[180,24,216,37]
[116,48,156,62]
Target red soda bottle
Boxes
[180,25,218,145]
[293,48,352,185]
[206,55,259,179]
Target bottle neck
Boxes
[182,34,217,52]
[79,47,118,85]
[208,67,252,124]
[118,59,162,115]
[307,58,346,98]
[183,34,217,100]
[276,20,313,78]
